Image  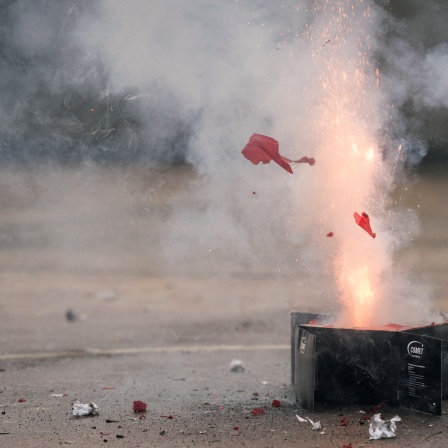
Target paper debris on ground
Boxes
[296,415,322,430]
[369,413,401,439]
[230,359,245,373]
[250,407,265,416]
[72,401,99,417]
[307,417,322,430]
[133,401,147,412]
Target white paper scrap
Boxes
[72,401,99,417]
[296,415,307,423]
[229,359,245,373]
[369,413,401,439]
[307,417,322,430]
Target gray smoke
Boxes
[1,0,447,166]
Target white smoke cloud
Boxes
[2,0,446,325]
[76,0,319,268]
[72,0,448,325]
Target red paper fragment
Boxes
[242,134,293,173]
[252,191,257,195]
[353,211,376,238]
[139,414,146,420]
[241,134,315,174]
[271,399,281,408]
[340,417,348,426]
[342,444,353,448]
[295,156,316,166]
[18,398,26,403]
[326,232,334,237]
[233,426,239,431]
[133,400,147,413]
[250,407,265,416]
[161,415,174,419]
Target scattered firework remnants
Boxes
[369,413,401,439]
[241,134,315,173]
[295,156,316,166]
[250,407,265,416]
[242,134,292,173]
[72,401,99,417]
[132,401,147,413]
[353,211,376,238]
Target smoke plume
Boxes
[1,0,447,325]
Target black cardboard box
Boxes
[290,311,448,415]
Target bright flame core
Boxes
[303,0,392,327]
[341,266,375,327]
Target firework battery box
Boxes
[290,311,448,415]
